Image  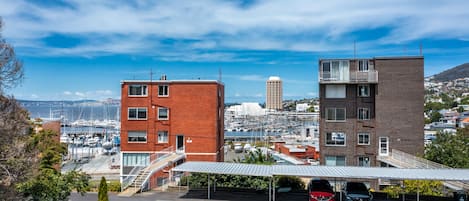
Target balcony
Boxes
[319,70,378,84]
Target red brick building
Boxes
[120,78,224,186]
[274,142,319,161]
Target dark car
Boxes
[342,182,373,201]
[308,179,335,201]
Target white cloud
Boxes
[30,94,39,99]
[0,0,467,60]
[75,92,85,97]
[63,91,72,95]
[239,75,266,81]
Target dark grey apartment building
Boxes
[319,56,424,167]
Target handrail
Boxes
[319,70,378,83]
[390,149,449,169]
[121,146,176,191]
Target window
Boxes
[158,107,169,120]
[326,132,346,146]
[325,156,346,166]
[128,108,147,120]
[321,60,350,81]
[158,131,168,143]
[358,85,370,97]
[358,133,370,145]
[128,85,147,96]
[359,60,369,72]
[358,156,370,167]
[325,85,346,98]
[358,108,370,120]
[122,153,149,167]
[326,108,346,121]
[158,85,169,96]
[128,131,147,143]
[379,137,389,156]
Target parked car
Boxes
[308,179,335,201]
[234,143,243,153]
[341,182,373,201]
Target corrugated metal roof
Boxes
[172,162,272,177]
[172,162,469,181]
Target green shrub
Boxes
[276,176,305,191]
[98,177,109,201]
[108,181,121,192]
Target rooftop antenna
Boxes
[419,42,423,56]
[218,67,222,82]
[353,40,356,59]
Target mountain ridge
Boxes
[432,63,469,82]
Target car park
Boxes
[308,179,335,201]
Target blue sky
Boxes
[1,0,469,103]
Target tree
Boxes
[16,129,90,201]
[383,180,443,198]
[430,111,442,123]
[0,17,24,93]
[0,95,32,200]
[425,128,469,168]
[98,177,109,201]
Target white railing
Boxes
[390,149,448,169]
[319,70,378,83]
[121,146,175,191]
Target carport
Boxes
[172,161,469,201]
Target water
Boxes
[20,101,120,122]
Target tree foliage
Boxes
[16,129,90,200]
[0,17,24,93]
[0,95,33,200]
[383,180,443,198]
[424,128,469,168]
[234,149,275,165]
[98,177,109,201]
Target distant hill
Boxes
[432,63,469,82]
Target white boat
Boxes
[102,141,113,150]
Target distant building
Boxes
[120,77,224,188]
[296,103,309,112]
[266,76,283,110]
[225,102,266,117]
[318,56,424,167]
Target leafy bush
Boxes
[276,176,305,191]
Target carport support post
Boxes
[269,177,272,201]
[208,173,211,200]
[272,176,275,201]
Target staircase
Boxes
[118,150,185,197]
[378,149,469,191]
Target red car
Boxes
[308,179,335,201]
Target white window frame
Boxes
[128,84,148,96]
[358,156,371,167]
[325,156,346,166]
[358,85,370,97]
[158,107,169,120]
[325,132,346,146]
[128,107,147,120]
[358,108,370,120]
[158,85,169,97]
[127,131,147,143]
[358,132,370,145]
[158,131,169,143]
[358,60,369,72]
[379,137,389,156]
[123,153,150,167]
[325,85,346,98]
[326,108,346,122]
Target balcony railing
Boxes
[319,70,378,83]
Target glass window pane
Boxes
[336,108,345,120]
[128,108,136,119]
